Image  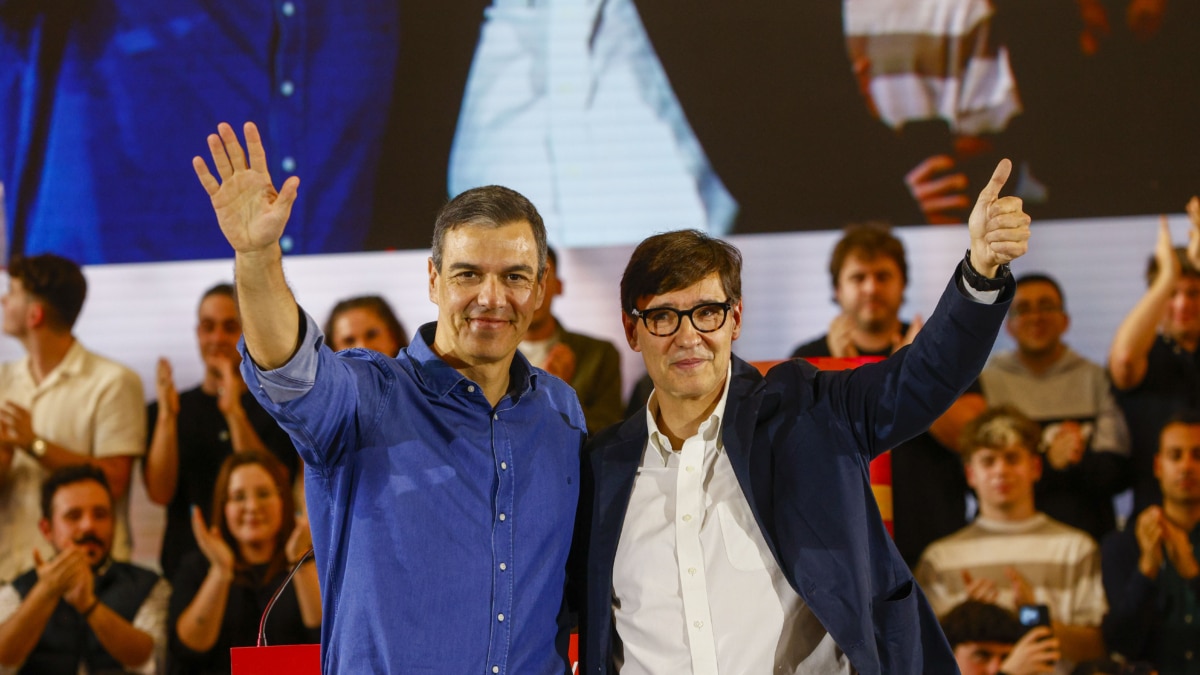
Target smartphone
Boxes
[1018,603,1051,629]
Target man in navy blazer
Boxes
[578,159,1031,674]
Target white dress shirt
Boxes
[612,366,853,674]
[449,0,736,248]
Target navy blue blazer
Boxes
[578,271,1012,675]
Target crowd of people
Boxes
[0,122,1195,674]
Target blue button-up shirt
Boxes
[241,314,586,674]
[0,1,399,263]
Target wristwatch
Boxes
[29,438,47,458]
[960,248,1011,292]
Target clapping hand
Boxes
[285,514,313,565]
[191,506,235,579]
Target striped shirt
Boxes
[915,513,1106,673]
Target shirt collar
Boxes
[643,362,732,466]
[408,322,538,400]
[20,339,86,390]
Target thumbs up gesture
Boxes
[967,159,1031,277]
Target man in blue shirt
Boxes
[193,122,587,673]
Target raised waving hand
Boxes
[193,122,300,255]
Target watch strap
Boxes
[961,248,1011,292]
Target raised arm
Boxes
[193,122,301,370]
[1108,217,1180,390]
[143,358,180,505]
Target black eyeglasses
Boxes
[630,301,732,337]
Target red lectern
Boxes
[231,644,320,674]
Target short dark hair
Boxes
[940,600,1025,647]
[620,230,742,313]
[323,295,409,352]
[41,465,112,520]
[1159,409,1200,450]
[829,223,908,290]
[960,405,1042,462]
[199,282,237,310]
[8,253,87,330]
[1146,246,1200,286]
[1015,273,1066,311]
[430,185,547,279]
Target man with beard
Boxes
[142,283,298,579]
[791,224,986,566]
[1101,411,1200,670]
[0,465,169,673]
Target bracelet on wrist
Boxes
[81,598,101,619]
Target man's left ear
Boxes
[730,300,743,340]
[38,517,51,541]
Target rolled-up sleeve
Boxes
[239,310,323,405]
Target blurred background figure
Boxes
[981,272,1130,542]
[323,295,409,358]
[844,0,1025,224]
[518,248,622,434]
[143,283,299,581]
[168,451,319,675]
[940,599,1060,675]
[1101,412,1200,673]
[0,465,168,674]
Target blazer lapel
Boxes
[593,414,649,561]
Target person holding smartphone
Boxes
[941,600,1060,675]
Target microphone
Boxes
[257,547,314,647]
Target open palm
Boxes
[193,122,300,254]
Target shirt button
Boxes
[467,385,475,393]
[281,156,296,172]
[493,413,499,420]
[682,514,692,522]
[492,668,499,674]
[685,465,695,473]
[687,567,696,575]
[693,620,704,629]
[500,462,507,470]
[499,562,507,571]
[497,613,505,622]
[281,1,296,16]
[280,80,295,96]
[499,513,506,521]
